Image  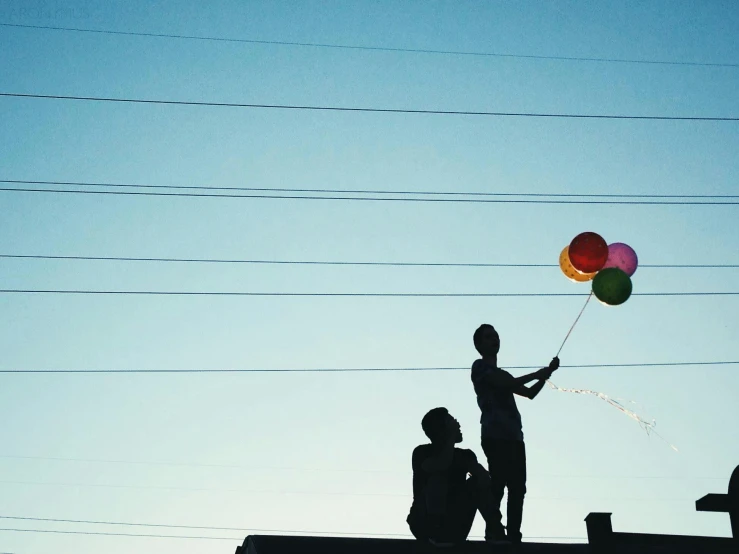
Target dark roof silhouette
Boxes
[236,535,587,553]
[235,464,738,554]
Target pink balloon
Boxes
[602,243,638,277]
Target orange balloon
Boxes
[559,246,597,283]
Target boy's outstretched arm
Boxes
[515,378,548,399]
[483,357,559,390]
[514,358,560,399]
[483,368,547,389]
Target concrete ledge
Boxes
[237,535,589,554]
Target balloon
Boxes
[569,232,609,273]
[559,246,596,283]
[602,242,638,277]
[592,267,632,306]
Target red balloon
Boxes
[569,232,608,273]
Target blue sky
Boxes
[1,1,738,553]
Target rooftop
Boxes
[238,535,588,554]
[235,463,738,554]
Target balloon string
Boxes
[556,292,593,357]
[546,380,678,452]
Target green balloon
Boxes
[592,267,632,306]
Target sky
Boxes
[1,1,738,553]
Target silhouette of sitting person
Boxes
[407,407,496,547]
[471,324,559,545]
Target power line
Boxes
[0,361,737,374]
[2,186,739,204]
[0,480,691,502]
[0,454,403,472]
[0,254,554,267]
[0,455,405,471]
[1,253,737,269]
[14,481,645,502]
[1,21,736,69]
[0,515,586,541]
[0,526,239,541]
[0,454,727,480]
[0,289,737,297]
[0,527,585,544]
[0,527,570,545]
[0,367,481,374]
[0,515,413,538]
[0,516,395,537]
[1,92,738,121]
[0,479,405,497]
[3,179,739,199]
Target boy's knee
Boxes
[463,476,492,498]
[464,475,482,487]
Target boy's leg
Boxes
[408,502,453,544]
[462,472,501,542]
[407,503,429,541]
[505,441,527,543]
[443,479,479,543]
[423,476,452,542]
[481,437,507,540]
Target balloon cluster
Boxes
[559,232,638,306]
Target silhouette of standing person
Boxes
[407,407,498,547]
[471,324,559,545]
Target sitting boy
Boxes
[407,407,497,547]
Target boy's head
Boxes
[421,407,463,445]
[474,324,500,356]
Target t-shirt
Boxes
[411,444,478,505]
[471,359,524,441]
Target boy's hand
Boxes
[535,358,559,380]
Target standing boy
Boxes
[471,324,559,544]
